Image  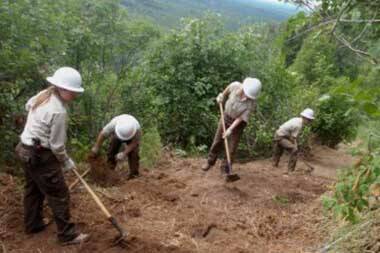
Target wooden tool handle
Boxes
[219,103,232,165]
[72,168,112,218]
[69,168,90,191]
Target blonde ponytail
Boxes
[32,86,59,110]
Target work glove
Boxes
[91,146,99,156]
[223,128,233,139]
[115,152,127,162]
[63,158,76,173]
[216,93,224,104]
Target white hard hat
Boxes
[300,108,315,120]
[115,115,139,141]
[242,77,262,100]
[46,67,84,93]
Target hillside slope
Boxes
[1,145,354,252]
[121,0,300,29]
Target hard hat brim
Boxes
[242,83,256,100]
[300,112,314,120]
[115,123,137,141]
[47,77,84,93]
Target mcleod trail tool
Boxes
[71,167,127,245]
[219,103,241,182]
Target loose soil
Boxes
[0,146,354,253]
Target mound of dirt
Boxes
[0,146,354,253]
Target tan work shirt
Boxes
[224,82,256,122]
[276,117,304,139]
[20,91,70,163]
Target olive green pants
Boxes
[272,136,298,172]
[207,114,247,173]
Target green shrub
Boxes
[322,150,380,223]
[313,94,360,148]
[140,127,162,168]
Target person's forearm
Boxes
[227,117,243,132]
[222,86,230,98]
[95,132,105,149]
[123,131,141,155]
[123,140,139,155]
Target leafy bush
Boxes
[322,150,380,223]
[140,127,162,168]
[313,93,360,148]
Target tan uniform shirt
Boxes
[224,82,256,122]
[276,117,304,139]
[20,91,70,162]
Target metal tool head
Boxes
[109,217,128,246]
[225,173,240,182]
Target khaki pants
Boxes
[207,114,247,173]
[272,135,298,171]
[15,143,77,242]
[107,134,140,176]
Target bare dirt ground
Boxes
[0,146,354,253]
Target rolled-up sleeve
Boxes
[227,82,240,93]
[101,118,117,137]
[25,95,37,112]
[49,112,70,162]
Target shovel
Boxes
[219,103,241,182]
[71,167,128,245]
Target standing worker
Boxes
[91,114,141,180]
[272,108,315,174]
[15,67,89,245]
[202,77,262,176]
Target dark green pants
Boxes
[15,143,77,242]
[272,136,298,171]
[107,134,140,176]
[207,114,247,173]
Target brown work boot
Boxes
[127,172,139,180]
[61,233,90,246]
[201,162,212,171]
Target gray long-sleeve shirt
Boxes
[20,91,71,163]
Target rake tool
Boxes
[71,167,128,245]
[219,103,241,182]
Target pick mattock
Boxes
[219,103,241,182]
[71,167,128,245]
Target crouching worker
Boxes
[91,114,141,180]
[272,108,315,174]
[15,67,90,245]
[202,77,262,175]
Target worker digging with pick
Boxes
[202,77,262,179]
[91,114,141,180]
[272,108,315,174]
[15,67,90,245]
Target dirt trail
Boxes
[0,146,354,253]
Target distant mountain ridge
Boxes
[121,0,300,29]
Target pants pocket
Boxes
[15,143,32,164]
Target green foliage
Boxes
[121,0,299,30]
[129,16,249,147]
[312,75,380,148]
[313,92,360,148]
[140,127,162,168]
[322,150,380,223]
[0,0,160,165]
[278,11,309,67]
[291,33,340,90]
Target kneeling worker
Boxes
[91,114,141,179]
[272,108,315,174]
